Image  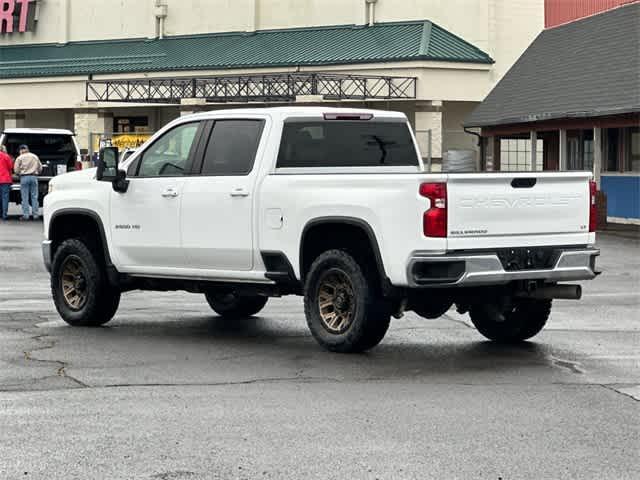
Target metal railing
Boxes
[86,72,417,104]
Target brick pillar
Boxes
[3,110,26,129]
[180,98,208,117]
[74,110,113,154]
[415,102,443,168]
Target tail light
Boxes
[75,156,83,171]
[420,182,447,237]
[589,180,597,232]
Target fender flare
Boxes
[299,216,389,287]
[49,208,114,268]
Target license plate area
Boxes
[496,247,558,271]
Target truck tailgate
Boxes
[447,172,592,249]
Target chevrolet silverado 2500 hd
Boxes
[43,107,599,352]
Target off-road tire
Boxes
[469,299,552,343]
[51,238,121,327]
[303,249,391,353]
[205,291,268,319]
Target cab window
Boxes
[136,123,200,177]
[199,120,265,176]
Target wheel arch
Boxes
[49,208,113,268]
[299,216,389,291]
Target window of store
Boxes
[605,128,619,172]
[499,139,543,171]
[628,127,640,172]
[603,127,640,173]
[567,129,593,171]
[114,117,149,133]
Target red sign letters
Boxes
[0,0,35,34]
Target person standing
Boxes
[0,146,13,221]
[14,144,42,221]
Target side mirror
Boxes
[97,147,129,193]
[96,147,119,181]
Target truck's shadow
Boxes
[49,312,558,380]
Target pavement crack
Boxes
[21,330,90,389]
[601,384,640,402]
[100,375,343,389]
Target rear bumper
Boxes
[11,177,51,199]
[408,247,600,287]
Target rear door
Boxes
[446,172,592,249]
[180,118,266,271]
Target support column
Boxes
[3,110,26,129]
[485,136,495,172]
[74,110,113,154]
[180,98,208,117]
[530,131,538,171]
[247,0,258,31]
[415,101,443,169]
[559,128,567,171]
[59,0,70,44]
[593,127,603,188]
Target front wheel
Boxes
[51,239,121,327]
[469,299,551,343]
[205,290,268,319]
[303,249,391,353]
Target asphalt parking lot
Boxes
[0,212,638,480]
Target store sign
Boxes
[0,0,36,34]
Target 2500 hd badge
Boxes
[114,224,141,230]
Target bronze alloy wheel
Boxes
[60,255,88,311]
[317,268,356,334]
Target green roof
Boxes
[0,21,493,79]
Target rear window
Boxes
[277,121,418,168]
[3,134,75,158]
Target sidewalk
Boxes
[599,222,640,240]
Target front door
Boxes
[180,118,266,271]
[110,121,202,271]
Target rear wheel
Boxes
[51,239,120,327]
[469,298,551,343]
[205,290,268,319]
[303,249,391,353]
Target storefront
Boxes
[0,0,547,167]
[465,2,640,224]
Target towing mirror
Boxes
[97,147,129,193]
[96,147,119,182]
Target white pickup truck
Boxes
[43,107,599,353]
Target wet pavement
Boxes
[0,215,638,479]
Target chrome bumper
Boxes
[42,240,53,273]
[408,248,599,287]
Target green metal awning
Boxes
[0,20,493,80]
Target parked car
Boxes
[42,107,599,352]
[119,148,136,163]
[0,128,81,205]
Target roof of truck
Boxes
[184,106,408,121]
[2,128,75,136]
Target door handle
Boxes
[230,187,250,198]
[161,188,179,198]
